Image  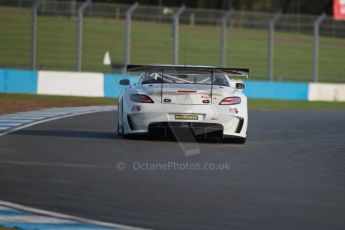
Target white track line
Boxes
[0,200,146,230]
[0,106,117,137]
[0,106,150,230]
[0,215,77,224]
[0,123,25,126]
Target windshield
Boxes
[141,72,229,87]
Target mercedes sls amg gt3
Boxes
[117,65,248,143]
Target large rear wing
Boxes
[124,65,248,104]
[125,65,249,78]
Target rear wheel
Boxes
[118,106,131,139]
[117,120,122,136]
[233,137,246,144]
[224,136,246,144]
[117,103,123,136]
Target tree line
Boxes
[90,0,333,15]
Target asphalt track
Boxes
[0,110,344,230]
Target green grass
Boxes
[0,93,116,105]
[0,6,345,83]
[1,93,344,114]
[0,93,116,114]
[0,227,19,230]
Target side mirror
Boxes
[236,83,245,89]
[119,79,130,85]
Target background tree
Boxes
[89,0,332,15]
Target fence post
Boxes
[267,13,281,81]
[220,10,234,67]
[31,0,42,70]
[312,14,326,82]
[172,5,186,65]
[189,12,195,26]
[125,2,139,66]
[76,0,91,72]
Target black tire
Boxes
[117,101,124,136]
[123,133,133,139]
[234,137,246,144]
[118,105,132,139]
[224,136,246,144]
[117,120,122,136]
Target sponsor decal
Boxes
[175,114,199,120]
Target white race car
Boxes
[117,65,248,143]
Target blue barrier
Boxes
[104,76,309,101]
[104,73,139,98]
[0,69,38,94]
[245,80,309,101]
[0,68,311,101]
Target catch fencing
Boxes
[0,0,344,82]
